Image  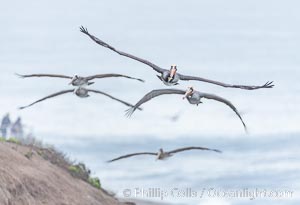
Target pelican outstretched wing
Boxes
[87,89,142,110]
[80,26,166,74]
[201,92,247,131]
[85,73,144,82]
[178,74,274,90]
[16,73,72,79]
[19,90,74,109]
[125,89,185,117]
[107,152,157,162]
[168,146,222,154]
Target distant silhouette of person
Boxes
[0,113,11,138]
[11,117,23,138]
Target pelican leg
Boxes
[196,101,203,106]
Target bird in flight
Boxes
[168,110,183,122]
[80,26,274,90]
[107,146,222,162]
[19,87,141,110]
[125,87,247,132]
[16,73,144,86]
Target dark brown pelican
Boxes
[80,26,274,90]
[107,146,221,162]
[125,87,247,132]
[19,87,141,110]
[16,73,144,86]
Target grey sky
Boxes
[1,1,300,204]
[1,0,299,138]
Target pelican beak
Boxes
[168,67,177,82]
[183,87,192,99]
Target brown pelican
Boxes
[169,111,182,122]
[16,73,144,86]
[80,26,274,90]
[125,87,247,131]
[19,87,141,110]
[107,146,222,162]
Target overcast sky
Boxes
[1,1,300,204]
[1,0,299,140]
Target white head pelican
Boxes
[19,87,141,110]
[125,87,247,132]
[16,73,144,86]
[80,26,274,90]
[107,146,222,163]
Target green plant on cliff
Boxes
[68,163,90,181]
[88,177,101,189]
[6,137,21,144]
[68,163,100,189]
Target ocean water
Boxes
[52,133,300,205]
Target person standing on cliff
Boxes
[11,117,23,139]
[0,113,11,138]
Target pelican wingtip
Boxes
[214,149,222,153]
[124,108,135,118]
[15,73,24,78]
[79,25,88,33]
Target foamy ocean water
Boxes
[1,0,300,204]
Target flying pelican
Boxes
[16,73,144,86]
[107,146,222,162]
[80,26,274,90]
[125,87,247,131]
[19,87,141,110]
[166,110,183,122]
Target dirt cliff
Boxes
[0,141,126,205]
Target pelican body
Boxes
[160,71,180,86]
[185,91,203,105]
[74,87,90,97]
[157,148,172,160]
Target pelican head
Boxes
[156,148,164,160]
[168,65,177,82]
[183,86,194,99]
[69,74,79,85]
